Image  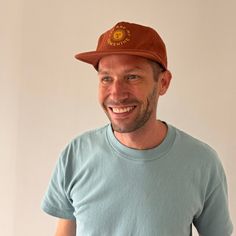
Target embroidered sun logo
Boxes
[107,25,131,46]
[112,29,125,41]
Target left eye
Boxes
[127,75,139,80]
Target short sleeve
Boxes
[193,158,233,236]
[41,147,76,220]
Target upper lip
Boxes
[112,106,134,110]
[108,104,137,110]
[108,104,136,108]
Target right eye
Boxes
[100,76,112,84]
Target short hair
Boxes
[148,60,165,81]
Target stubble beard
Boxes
[103,86,158,133]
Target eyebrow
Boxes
[97,70,109,75]
[98,66,144,75]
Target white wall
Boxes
[0,0,21,235]
[1,0,235,235]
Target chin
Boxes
[111,122,142,134]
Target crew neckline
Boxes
[106,122,176,162]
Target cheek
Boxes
[98,91,103,104]
[98,87,107,104]
[137,87,152,100]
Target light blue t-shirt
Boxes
[41,123,233,236]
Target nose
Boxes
[110,79,129,101]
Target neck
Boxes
[114,120,167,150]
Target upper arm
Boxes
[41,146,76,220]
[55,219,76,236]
[193,175,233,235]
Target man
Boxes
[42,22,233,236]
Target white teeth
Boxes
[112,107,134,113]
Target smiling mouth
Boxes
[109,106,136,114]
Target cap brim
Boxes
[75,50,166,70]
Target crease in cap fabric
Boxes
[75,21,168,70]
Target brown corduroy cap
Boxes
[75,21,168,70]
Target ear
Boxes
[158,70,172,95]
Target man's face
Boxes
[98,55,163,133]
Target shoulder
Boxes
[172,125,219,161]
[70,124,108,146]
[58,124,109,166]
[170,124,226,184]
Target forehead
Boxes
[98,54,152,73]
